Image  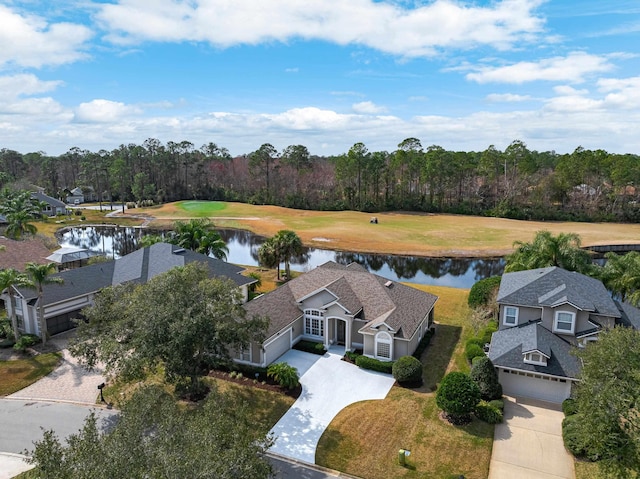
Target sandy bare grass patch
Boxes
[137,201,640,257]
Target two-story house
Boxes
[488,266,640,403]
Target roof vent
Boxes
[384,280,393,288]
[173,248,186,254]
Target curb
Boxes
[267,452,363,478]
[3,396,115,409]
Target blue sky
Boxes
[1,0,639,157]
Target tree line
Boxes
[2,138,640,222]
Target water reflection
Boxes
[57,226,505,288]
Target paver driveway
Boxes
[268,348,395,464]
[489,396,575,479]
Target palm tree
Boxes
[598,251,640,304]
[0,190,42,240]
[170,219,228,260]
[25,262,63,346]
[274,230,303,280]
[0,268,33,341]
[505,230,592,274]
[138,234,165,248]
[257,238,281,280]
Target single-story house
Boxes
[1,242,256,337]
[489,266,640,403]
[31,191,68,217]
[242,261,438,367]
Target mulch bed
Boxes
[208,370,302,400]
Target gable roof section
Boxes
[497,267,620,317]
[31,191,66,208]
[616,300,640,330]
[17,242,253,305]
[245,261,438,340]
[489,321,581,379]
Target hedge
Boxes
[468,276,502,308]
[475,400,503,424]
[465,343,485,362]
[562,398,578,416]
[355,355,394,374]
[412,329,433,359]
[293,340,327,355]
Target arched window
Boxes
[375,331,393,360]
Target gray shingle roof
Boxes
[489,321,582,379]
[31,191,67,208]
[616,300,640,330]
[16,243,253,305]
[244,261,438,339]
[497,267,620,317]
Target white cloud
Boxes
[0,5,92,68]
[486,93,533,102]
[285,67,299,73]
[74,99,142,123]
[466,52,614,84]
[0,74,63,99]
[352,101,387,113]
[96,0,545,56]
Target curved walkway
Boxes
[268,348,395,464]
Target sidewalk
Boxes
[0,453,33,479]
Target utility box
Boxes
[398,449,406,466]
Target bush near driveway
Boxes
[355,355,394,374]
[436,372,481,424]
[392,355,423,385]
[470,356,503,401]
[267,362,300,390]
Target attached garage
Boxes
[499,368,572,404]
[264,329,292,365]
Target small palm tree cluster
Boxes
[0,189,43,240]
[257,230,303,281]
[138,218,228,260]
[505,230,592,274]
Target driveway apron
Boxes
[268,348,395,464]
[8,348,106,405]
[489,396,575,479]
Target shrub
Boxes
[468,276,502,308]
[344,350,360,362]
[562,414,591,458]
[470,356,503,401]
[80,215,86,221]
[392,355,423,384]
[489,399,504,411]
[562,398,578,416]
[267,362,300,390]
[465,343,485,363]
[466,337,485,348]
[412,330,433,359]
[475,400,503,424]
[126,202,136,209]
[479,321,498,344]
[436,372,481,423]
[293,340,326,355]
[13,334,39,352]
[355,355,394,374]
[74,209,82,216]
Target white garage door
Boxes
[265,329,291,365]
[499,369,571,404]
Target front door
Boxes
[337,320,345,345]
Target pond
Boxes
[56,226,505,289]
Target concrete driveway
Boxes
[268,348,395,464]
[489,396,575,479]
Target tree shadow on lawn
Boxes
[416,323,462,393]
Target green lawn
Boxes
[316,285,494,479]
[0,352,62,396]
[177,200,227,215]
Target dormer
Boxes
[523,350,549,366]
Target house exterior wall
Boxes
[499,304,541,328]
[351,319,366,347]
[290,316,303,343]
[363,334,375,357]
[393,339,409,358]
